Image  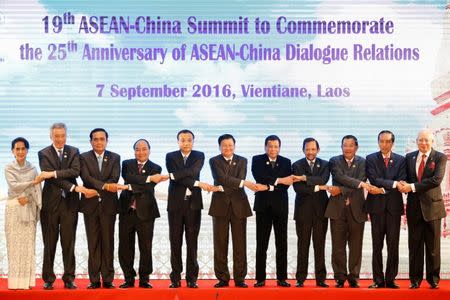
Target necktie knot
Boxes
[57,149,63,161]
[226,159,232,165]
[309,161,314,171]
[183,156,188,165]
[270,161,276,168]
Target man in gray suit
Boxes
[325,135,371,288]
[398,129,448,289]
[208,134,261,288]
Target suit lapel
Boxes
[410,150,419,181]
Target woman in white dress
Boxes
[4,137,43,289]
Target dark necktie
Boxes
[138,163,144,174]
[309,161,314,172]
[226,159,232,165]
[417,154,426,182]
[183,156,188,166]
[57,149,63,162]
[347,160,352,168]
[270,161,276,168]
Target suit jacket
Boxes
[119,159,161,221]
[324,155,367,223]
[292,157,330,221]
[251,154,291,217]
[166,150,204,211]
[38,144,80,212]
[208,154,252,219]
[364,151,406,215]
[405,149,447,222]
[79,150,120,215]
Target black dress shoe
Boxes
[103,282,115,289]
[335,280,345,288]
[316,281,329,288]
[64,281,77,289]
[187,281,198,288]
[349,280,359,288]
[430,283,439,289]
[296,281,304,288]
[385,281,400,289]
[368,282,385,289]
[277,280,291,287]
[214,281,229,288]
[169,281,181,288]
[87,282,101,289]
[409,282,420,289]
[235,281,248,288]
[254,281,265,287]
[139,281,153,288]
[119,281,135,288]
[43,282,54,290]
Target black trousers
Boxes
[408,213,441,285]
[330,205,365,282]
[212,207,247,283]
[40,201,78,283]
[370,212,401,284]
[168,200,201,283]
[118,210,155,283]
[255,210,288,282]
[295,215,328,283]
[83,207,116,284]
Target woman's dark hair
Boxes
[11,137,30,150]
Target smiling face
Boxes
[12,141,28,164]
[51,127,66,149]
[265,139,280,160]
[220,138,235,158]
[134,140,150,163]
[178,132,194,155]
[416,130,433,154]
[341,138,358,160]
[303,140,319,161]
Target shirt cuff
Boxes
[239,180,244,188]
[381,188,386,194]
[392,181,397,189]
[218,185,224,192]
[274,179,279,186]
[170,173,175,180]
[358,182,363,188]
[314,185,320,192]
[411,183,416,193]
[128,184,132,191]
[269,185,274,191]
[70,185,75,192]
[54,171,57,178]
[194,180,199,187]
[146,176,151,183]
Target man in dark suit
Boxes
[292,138,330,288]
[209,134,259,288]
[398,129,447,289]
[324,135,371,288]
[80,128,127,289]
[166,129,212,288]
[118,139,169,289]
[252,135,293,288]
[38,122,97,290]
[365,130,406,289]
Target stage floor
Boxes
[0,279,449,300]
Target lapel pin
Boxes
[413,156,416,160]
[266,161,269,165]
[317,164,320,168]
[104,157,108,162]
[233,162,236,166]
[352,165,356,168]
[142,169,146,173]
[63,154,67,158]
[390,160,393,163]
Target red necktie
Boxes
[417,154,426,182]
[384,157,389,168]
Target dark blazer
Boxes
[38,145,80,212]
[251,154,291,217]
[119,159,161,221]
[166,150,204,211]
[208,154,252,219]
[292,157,330,221]
[79,150,120,215]
[324,155,367,223]
[364,151,406,215]
[405,149,447,222]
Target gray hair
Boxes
[50,122,67,133]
